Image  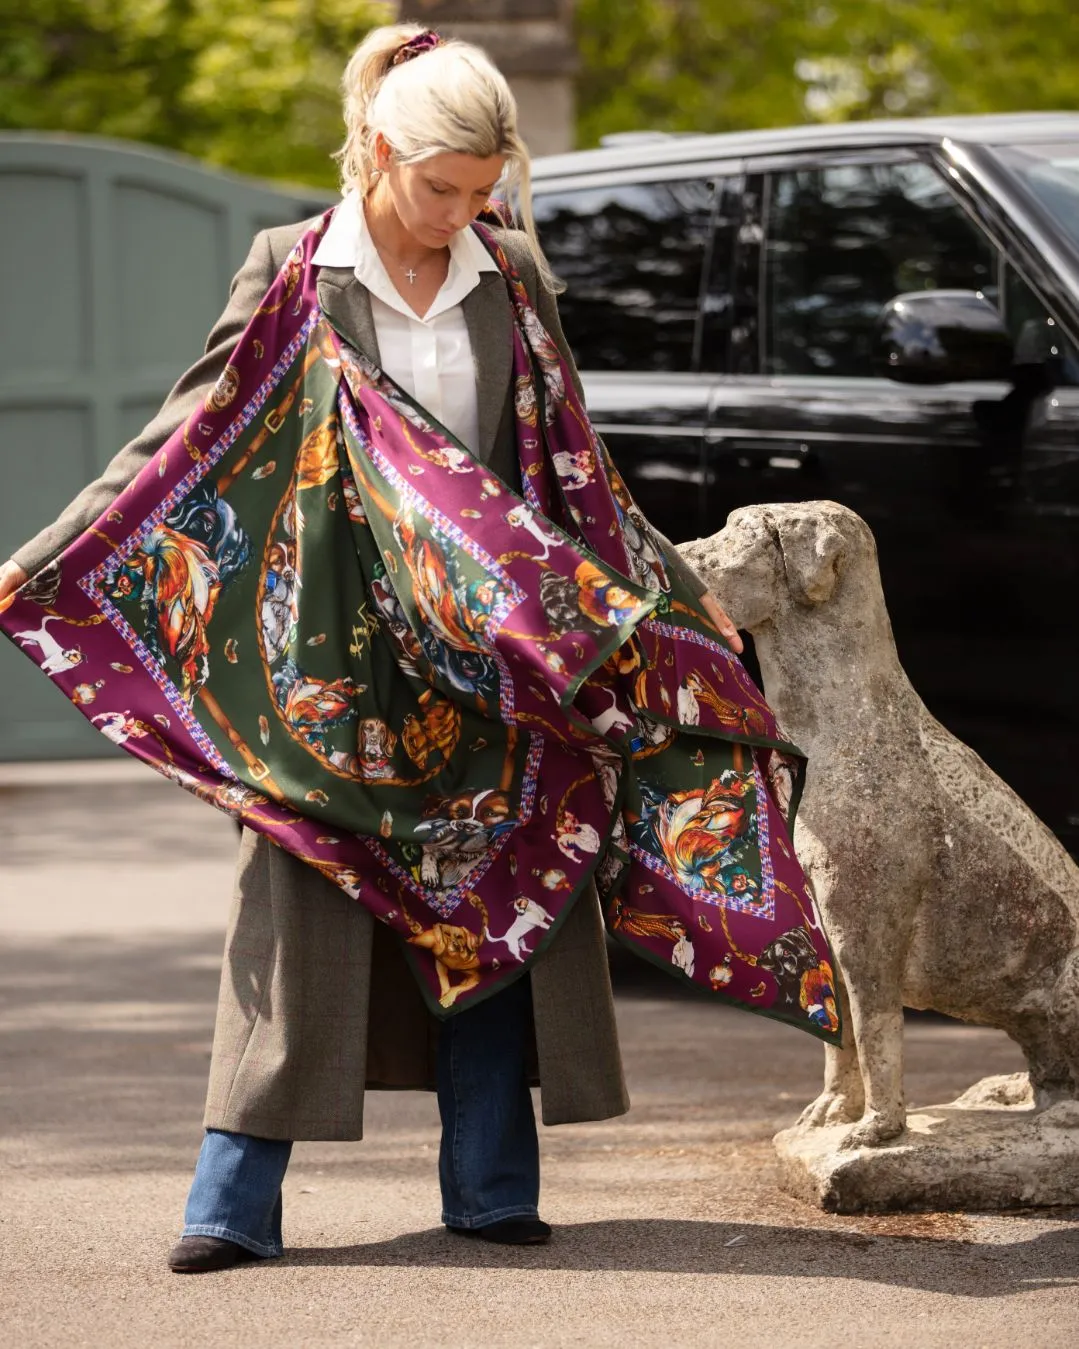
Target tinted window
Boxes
[1004,263,1079,384]
[533,179,715,373]
[763,160,997,377]
[994,140,1079,254]
[698,173,745,374]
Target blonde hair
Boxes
[336,23,560,291]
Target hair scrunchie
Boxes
[391,30,444,67]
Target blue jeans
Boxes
[182,975,539,1256]
[436,970,539,1229]
[182,1129,291,1257]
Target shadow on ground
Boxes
[0,931,760,1157]
[279,1216,1079,1295]
[0,932,223,1157]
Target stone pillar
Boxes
[395,1,578,157]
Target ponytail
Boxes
[336,23,428,199]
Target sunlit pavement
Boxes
[1,762,1076,1348]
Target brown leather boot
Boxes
[167,1236,262,1273]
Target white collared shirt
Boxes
[312,191,498,452]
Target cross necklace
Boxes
[383,251,435,285]
[371,236,435,285]
[363,198,446,285]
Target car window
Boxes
[698,173,746,374]
[1004,263,1079,385]
[533,178,715,373]
[993,140,1079,255]
[762,160,998,377]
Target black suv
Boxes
[531,114,1079,854]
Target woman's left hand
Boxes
[701,591,744,654]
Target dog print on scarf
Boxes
[412,787,517,891]
[757,927,839,1033]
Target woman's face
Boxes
[376,141,505,248]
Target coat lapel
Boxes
[316,267,381,366]
[463,272,513,461]
[315,265,513,462]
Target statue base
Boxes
[774,1075,1079,1213]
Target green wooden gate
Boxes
[0,134,334,760]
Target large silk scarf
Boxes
[1,207,841,1041]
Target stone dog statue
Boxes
[680,501,1079,1150]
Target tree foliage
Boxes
[4,2,1078,176]
[576,0,1079,147]
[0,0,392,187]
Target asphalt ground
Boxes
[1,761,1077,1348]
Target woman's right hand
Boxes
[0,560,29,608]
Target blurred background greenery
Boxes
[0,0,394,186]
[578,0,1079,145]
[1,0,1077,189]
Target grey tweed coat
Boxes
[15,218,634,1139]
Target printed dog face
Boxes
[413,788,517,890]
[539,569,582,635]
[359,717,397,759]
[416,788,513,844]
[758,926,821,1005]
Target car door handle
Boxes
[719,437,811,470]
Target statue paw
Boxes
[796,1090,865,1129]
[823,1093,865,1126]
[838,1111,906,1150]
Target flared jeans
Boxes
[181,975,540,1256]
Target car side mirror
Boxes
[875,289,1015,384]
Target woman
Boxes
[0,24,828,1274]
